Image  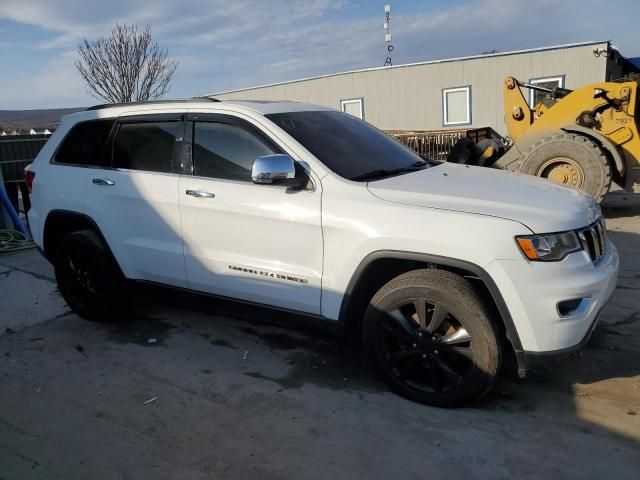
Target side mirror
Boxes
[251,154,296,185]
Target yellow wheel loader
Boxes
[452,76,640,201]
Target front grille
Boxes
[577,218,607,263]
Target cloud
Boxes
[0,0,638,108]
[0,0,344,48]
[181,0,640,96]
[0,49,94,109]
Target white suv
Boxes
[26,99,619,406]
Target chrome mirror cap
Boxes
[251,154,296,185]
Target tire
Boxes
[54,229,129,321]
[519,132,611,202]
[362,269,502,407]
[475,138,504,167]
[447,137,476,165]
[448,138,502,167]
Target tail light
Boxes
[24,165,35,192]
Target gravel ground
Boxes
[1,194,639,479]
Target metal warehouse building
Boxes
[212,41,635,136]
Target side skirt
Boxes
[129,279,345,337]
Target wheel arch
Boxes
[42,210,118,267]
[338,251,524,370]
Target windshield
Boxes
[266,111,428,180]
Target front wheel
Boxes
[362,269,502,407]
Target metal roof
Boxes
[627,57,640,72]
[209,40,610,96]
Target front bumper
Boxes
[518,307,603,373]
[485,240,619,355]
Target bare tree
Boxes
[76,24,178,103]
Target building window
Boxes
[529,75,565,107]
[340,98,364,120]
[442,86,471,126]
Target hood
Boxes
[367,163,600,233]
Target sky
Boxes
[0,0,639,110]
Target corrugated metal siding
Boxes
[0,135,49,182]
[216,43,609,136]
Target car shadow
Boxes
[101,220,640,452]
[121,283,384,394]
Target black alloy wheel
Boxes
[363,269,502,407]
[378,297,476,394]
[55,230,128,321]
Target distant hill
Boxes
[0,107,85,130]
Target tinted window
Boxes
[193,122,280,181]
[266,111,424,180]
[113,122,178,173]
[55,119,114,166]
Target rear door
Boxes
[83,113,188,287]
[31,119,115,245]
[178,112,323,313]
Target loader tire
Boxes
[447,137,476,165]
[519,132,611,202]
[475,138,504,167]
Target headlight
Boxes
[516,231,582,261]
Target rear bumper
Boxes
[486,241,619,355]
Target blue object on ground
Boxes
[0,184,31,239]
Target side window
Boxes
[193,121,281,182]
[113,122,178,173]
[54,119,114,166]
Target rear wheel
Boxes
[54,229,128,321]
[519,132,611,202]
[362,269,502,407]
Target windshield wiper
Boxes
[350,161,428,181]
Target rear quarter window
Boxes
[54,119,115,167]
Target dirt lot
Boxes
[1,196,640,480]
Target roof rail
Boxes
[190,96,221,102]
[86,97,222,111]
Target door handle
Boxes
[186,189,215,198]
[92,178,115,186]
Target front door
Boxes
[178,114,323,314]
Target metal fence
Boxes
[0,135,50,182]
[386,127,493,161]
